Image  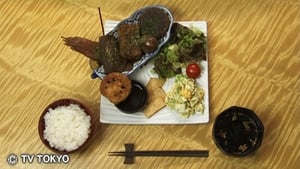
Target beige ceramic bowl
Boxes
[38,98,95,154]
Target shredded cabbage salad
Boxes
[165,75,205,118]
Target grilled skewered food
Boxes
[62,36,98,60]
[62,7,172,74]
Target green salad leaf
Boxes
[153,23,207,78]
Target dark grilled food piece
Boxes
[96,35,127,73]
[140,35,159,54]
[118,23,142,60]
[138,8,171,39]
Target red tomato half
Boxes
[186,63,201,79]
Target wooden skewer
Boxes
[98,7,105,35]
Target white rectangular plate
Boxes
[100,20,209,124]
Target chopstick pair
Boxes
[108,143,209,164]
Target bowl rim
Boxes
[38,98,95,154]
[212,106,264,157]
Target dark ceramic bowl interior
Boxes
[116,80,148,113]
[212,106,264,157]
[38,98,95,154]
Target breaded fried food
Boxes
[100,72,132,104]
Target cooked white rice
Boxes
[43,104,91,152]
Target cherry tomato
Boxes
[186,63,201,78]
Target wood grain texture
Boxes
[0,0,299,168]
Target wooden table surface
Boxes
[1,0,299,168]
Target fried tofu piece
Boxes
[144,97,166,118]
[147,88,166,104]
[143,78,166,118]
[146,78,166,90]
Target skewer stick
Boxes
[98,7,105,35]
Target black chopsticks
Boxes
[109,150,209,157]
[108,143,209,164]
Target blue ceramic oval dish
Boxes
[92,5,174,79]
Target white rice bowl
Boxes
[43,104,91,152]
